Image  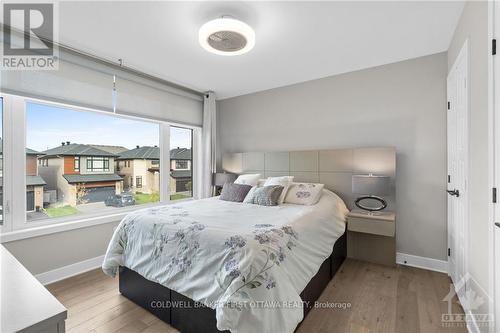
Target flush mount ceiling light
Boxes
[199,17,255,56]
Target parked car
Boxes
[105,193,135,207]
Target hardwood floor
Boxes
[46,259,467,333]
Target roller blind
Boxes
[0,33,203,126]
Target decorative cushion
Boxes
[220,183,253,202]
[234,174,261,186]
[263,176,294,204]
[243,185,284,206]
[284,183,325,205]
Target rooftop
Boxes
[43,143,117,157]
[63,174,123,184]
[117,147,191,160]
[88,144,128,155]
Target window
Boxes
[86,157,109,172]
[74,157,80,171]
[0,94,199,235]
[175,160,188,169]
[25,101,161,223]
[170,127,193,200]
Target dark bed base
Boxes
[119,232,346,333]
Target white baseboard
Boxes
[35,255,105,285]
[396,252,449,274]
[459,274,493,333]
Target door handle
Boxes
[447,189,460,197]
[495,222,500,229]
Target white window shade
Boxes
[1,35,203,126]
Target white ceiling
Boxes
[58,1,464,99]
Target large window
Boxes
[0,94,199,235]
[25,102,161,222]
[170,126,193,200]
[86,157,110,172]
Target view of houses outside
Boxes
[25,102,193,222]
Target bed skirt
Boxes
[119,232,346,333]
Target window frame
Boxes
[86,156,110,172]
[74,156,80,171]
[0,93,201,242]
[136,176,142,188]
[175,160,188,170]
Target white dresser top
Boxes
[1,245,67,333]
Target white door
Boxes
[493,1,500,329]
[447,40,469,300]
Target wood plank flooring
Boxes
[46,259,467,333]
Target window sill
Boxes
[0,198,194,243]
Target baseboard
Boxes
[396,252,448,274]
[35,255,105,285]
[458,274,493,333]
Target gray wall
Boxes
[3,221,119,275]
[447,1,491,324]
[218,52,448,261]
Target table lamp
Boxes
[352,174,390,213]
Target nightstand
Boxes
[347,210,396,266]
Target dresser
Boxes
[1,245,67,333]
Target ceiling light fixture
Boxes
[199,17,255,56]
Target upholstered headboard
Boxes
[222,147,396,211]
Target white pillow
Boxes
[263,176,294,204]
[234,174,261,186]
[284,183,325,205]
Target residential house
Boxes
[26,148,47,212]
[117,146,160,194]
[0,141,46,213]
[39,142,123,206]
[117,146,192,195]
[170,148,192,194]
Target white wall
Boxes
[218,52,448,261]
[3,222,119,275]
[447,1,492,329]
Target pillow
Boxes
[234,174,261,186]
[263,176,294,204]
[284,183,325,205]
[220,183,253,202]
[243,185,284,206]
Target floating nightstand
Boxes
[347,210,396,266]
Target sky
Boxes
[26,102,192,152]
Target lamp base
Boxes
[354,195,387,212]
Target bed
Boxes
[102,189,348,333]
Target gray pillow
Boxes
[220,183,253,202]
[243,185,284,206]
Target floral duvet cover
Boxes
[102,190,348,333]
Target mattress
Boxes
[102,189,348,333]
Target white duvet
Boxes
[102,189,348,333]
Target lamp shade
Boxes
[352,174,390,195]
[214,172,237,186]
